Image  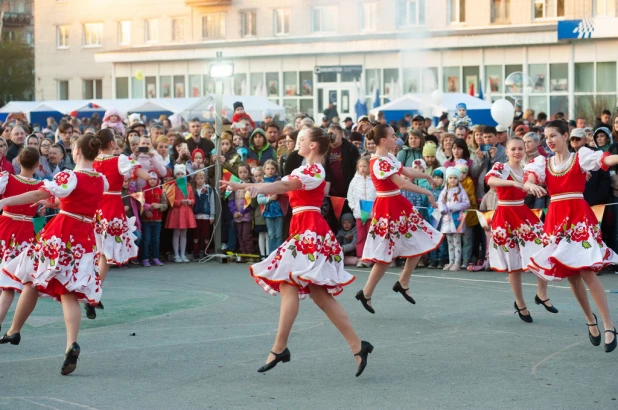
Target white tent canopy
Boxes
[370,92,493,117]
[30,100,92,114]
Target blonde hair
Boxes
[356,156,369,171]
[263,159,279,174]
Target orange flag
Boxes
[163,180,176,207]
[530,209,543,219]
[244,190,252,209]
[278,194,289,216]
[591,204,606,222]
[330,196,346,221]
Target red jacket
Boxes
[143,186,164,222]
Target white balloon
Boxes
[491,99,515,127]
[431,89,444,105]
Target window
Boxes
[83,79,103,99]
[404,67,420,93]
[172,18,185,41]
[118,21,130,45]
[533,0,564,19]
[444,67,460,92]
[485,65,502,93]
[24,32,33,45]
[57,25,69,48]
[448,0,465,23]
[396,0,425,27]
[145,19,159,43]
[597,62,616,93]
[595,0,616,17]
[463,66,479,95]
[550,63,568,92]
[57,80,69,100]
[575,63,594,93]
[360,2,377,31]
[312,6,337,33]
[202,14,225,39]
[116,77,129,99]
[146,76,157,98]
[274,9,290,35]
[529,64,547,93]
[491,0,510,23]
[82,23,103,47]
[241,10,256,37]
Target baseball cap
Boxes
[515,125,529,133]
[569,128,586,139]
[343,117,353,123]
[496,125,508,133]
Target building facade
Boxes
[35,0,618,122]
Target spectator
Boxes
[323,103,339,122]
[337,213,358,266]
[278,130,297,176]
[171,134,191,167]
[436,133,455,164]
[569,128,610,207]
[523,132,545,163]
[215,133,242,177]
[166,164,197,263]
[346,157,376,268]
[150,124,165,141]
[141,171,169,267]
[247,128,276,168]
[495,125,508,146]
[258,160,285,254]
[6,126,26,162]
[264,122,280,146]
[473,126,507,200]
[320,116,330,130]
[411,115,424,132]
[55,123,76,170]
[129,122,146,137]
[397,129,424,167]
[326,124,360,198]
[454,125,468,142]
[595,109,612,130]
[576,117,587,129]
[594,127,613,152]
[47,144,67,177]
[300,117,315,129]
[514,124,530,137]
[377,111,386,125]
[229,163,255,257]
[535,112,548,127]
[349,132,364,155]
[191,170,215,259]
[187,118,215,155]
[0,138,14,174]
[343,117,354,132]
[355,115,372,136]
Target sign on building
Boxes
[558,18,618,40]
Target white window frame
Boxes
[118,21,131,45]
[201,14,226,39]
[491,0,510,24]
[57,25,69,49]
[82,79,103,99]
[273,9,290,36]
[172,18,185,41]
[144,19,159,43]
[533,0,565,20]
[82,22,103,47]
[240,10,256,38]
[398,0,426,27]
[360,2,377,32]
[312,6,338,33]
[594,0,616,17]
[57,80,69,100]
[448,0,465,23]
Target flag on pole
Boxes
[485,77,493,103]
[176,176,189,198]
[530,209,543,219]
[478,80,484,101]
[359,200,374,224]
[33,216,46,235]
[244,189,252,209]
[475,210,495,229]
[330,196,346,221]
[591,204,606,222]
[163,180,176,207]
[469,82,475,96]
[222,169,241,199]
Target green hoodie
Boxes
[248,129,276,164]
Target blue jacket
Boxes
[193,185,215,219]
[257,175,284,218]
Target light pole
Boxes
[209,52,234,262]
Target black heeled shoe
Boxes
[514,302,533,323]
[534,295,558,313]
[392,281,416,305]
[354,341,374,377]
[355,290,375,314]
[257,348,290,373]
[0,332,20,345]
[95,301,104,310]
[84,303,96,320]
[604,327,617,353]
[61,342,80,375]
[587,313,601,347]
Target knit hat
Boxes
[412,159,426,171]
[432,167,445,178]
[456,103,467,111]
[422,142,437,157]
[148,170,158,179]
[262,109,273,118]
[455,159,469,174]
[192,148,205,162]
[395,138,404,147]
[445,166,462,180]
[173,164,186,176]
[341,213,354,223]
[233,101,244,111]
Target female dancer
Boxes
[0,148,44,332]
[485,137,558,323]
[221,127,373,377]
[0,134,108,375]
[525,120,618,352]
[357,124,442,314]
[86,129,150,319]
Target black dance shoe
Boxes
[604,327,617,353]
[61,342,80,375]
[257,348,290,373]
[392,281,416,305]
[84,304,96,320]
[534,295,558,313]
[95,301,104,310]
[0,332,20,345]
[587,313,601,347]
[514,301,533,323]
[354,341,374,377]
[355,290,375,314]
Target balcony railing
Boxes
[2,12,32,28]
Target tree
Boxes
[0,35,33,106]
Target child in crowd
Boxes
[102,108,126,136]
[475,186,498,272]
[121,177,142,266]
[165,164,197,263]
[427,167,449,269]
[448,103,473,133]
[252,166,268,260]
[141,171,169,267]
[113,137,124,156]
[346,157,376,268]
[133,136,167,190]
[455,159,479,270]
[155,135,172,171]
[258,159,284,255]
[128,135,140,157]
[231,101,256,129]
[188,148,207,176]
[191,170,215,260]
[422,142,440,176]
[438,167,470,271]
[337,213,358,266]
[233,134,248,162]
[229,163,255,257]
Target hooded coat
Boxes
[246,129,276,166]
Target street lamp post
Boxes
[209,52,234,262]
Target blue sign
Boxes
[558,18,618,40]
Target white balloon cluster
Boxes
[491,99,515,128]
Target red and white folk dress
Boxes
[93,154,140,265]
[2,169,107,304]
[525,147,618,280]
[361,154,443,264]
[0,172,44,292]
[249,163,354,299]
[485,162,545,273]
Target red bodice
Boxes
[60,171,105,218]
[289,180,326,209]
[369,157,401,192]
[3,175,43,216]
[93,156,123,192]
[545,154,585,196]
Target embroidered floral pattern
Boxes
[492,220,544,252]
[545,217,602,250]
[369,209,435,246]
[55,172,71,187]
[302,164,322,178]
[268,230,342,268]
